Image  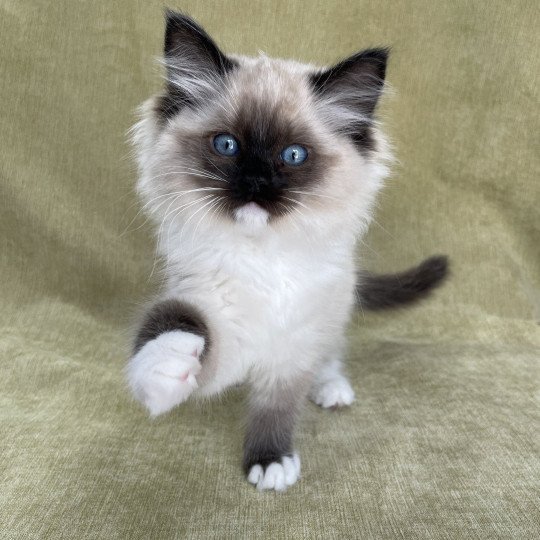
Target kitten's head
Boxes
[134,11,390,236]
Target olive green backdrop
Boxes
[1,1,538,538]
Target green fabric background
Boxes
[1,1,539,538]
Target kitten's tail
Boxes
[358,255,449,311]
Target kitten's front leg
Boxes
[127,299,209,417]
[243,377,308,492]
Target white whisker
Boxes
[280,196,310,212]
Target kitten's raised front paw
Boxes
[309,376,355,409]
[127,331,204,417]
[247,454,301,492]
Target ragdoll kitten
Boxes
[127,11,448,492]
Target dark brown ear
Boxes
[157,10,237,120]
[310,48,389,150]
[164,10,236,76]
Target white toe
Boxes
[260,463,286,491]
[247,464,263,485]
[282,456,296,485]
[282,454,301,485]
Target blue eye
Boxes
[213,133,239,156]
[281,144,308,166]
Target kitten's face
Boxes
[135,12,389,233]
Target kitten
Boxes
[127,11,448,492]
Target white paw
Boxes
[247,454,301,492]
[309,376,355,409]
[127,331,204,417]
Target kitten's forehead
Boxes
[201,54,322,146]
[221,55,315,125]
[230,54,313,101]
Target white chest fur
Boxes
[162,223,357,395]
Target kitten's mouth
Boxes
[233,202,269,228]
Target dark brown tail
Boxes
[358,255,449,311]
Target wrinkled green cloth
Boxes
[1,1,539,538]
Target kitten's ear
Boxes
[157,11,237,119]
[311,48,389,149]
[164,10,235,76]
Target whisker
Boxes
[191,196,224,243]
[286,189,340,201]
[281,196,310,211]
[148,168,228,183]
[178,196,223,248]
[156,194,215,251]
[370,217,397,241]
[120,187,227,236]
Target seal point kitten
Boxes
[127,10,448,492]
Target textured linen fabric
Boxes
[1,1,539,538]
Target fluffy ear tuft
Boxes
[156,10,237,120]
[311,47,390,151]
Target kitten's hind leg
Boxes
[309,358,355,409]
[126,299,210,417]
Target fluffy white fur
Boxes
[128,52,390,491]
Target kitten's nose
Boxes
[245,175,266,191]
[237,175,274,202]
